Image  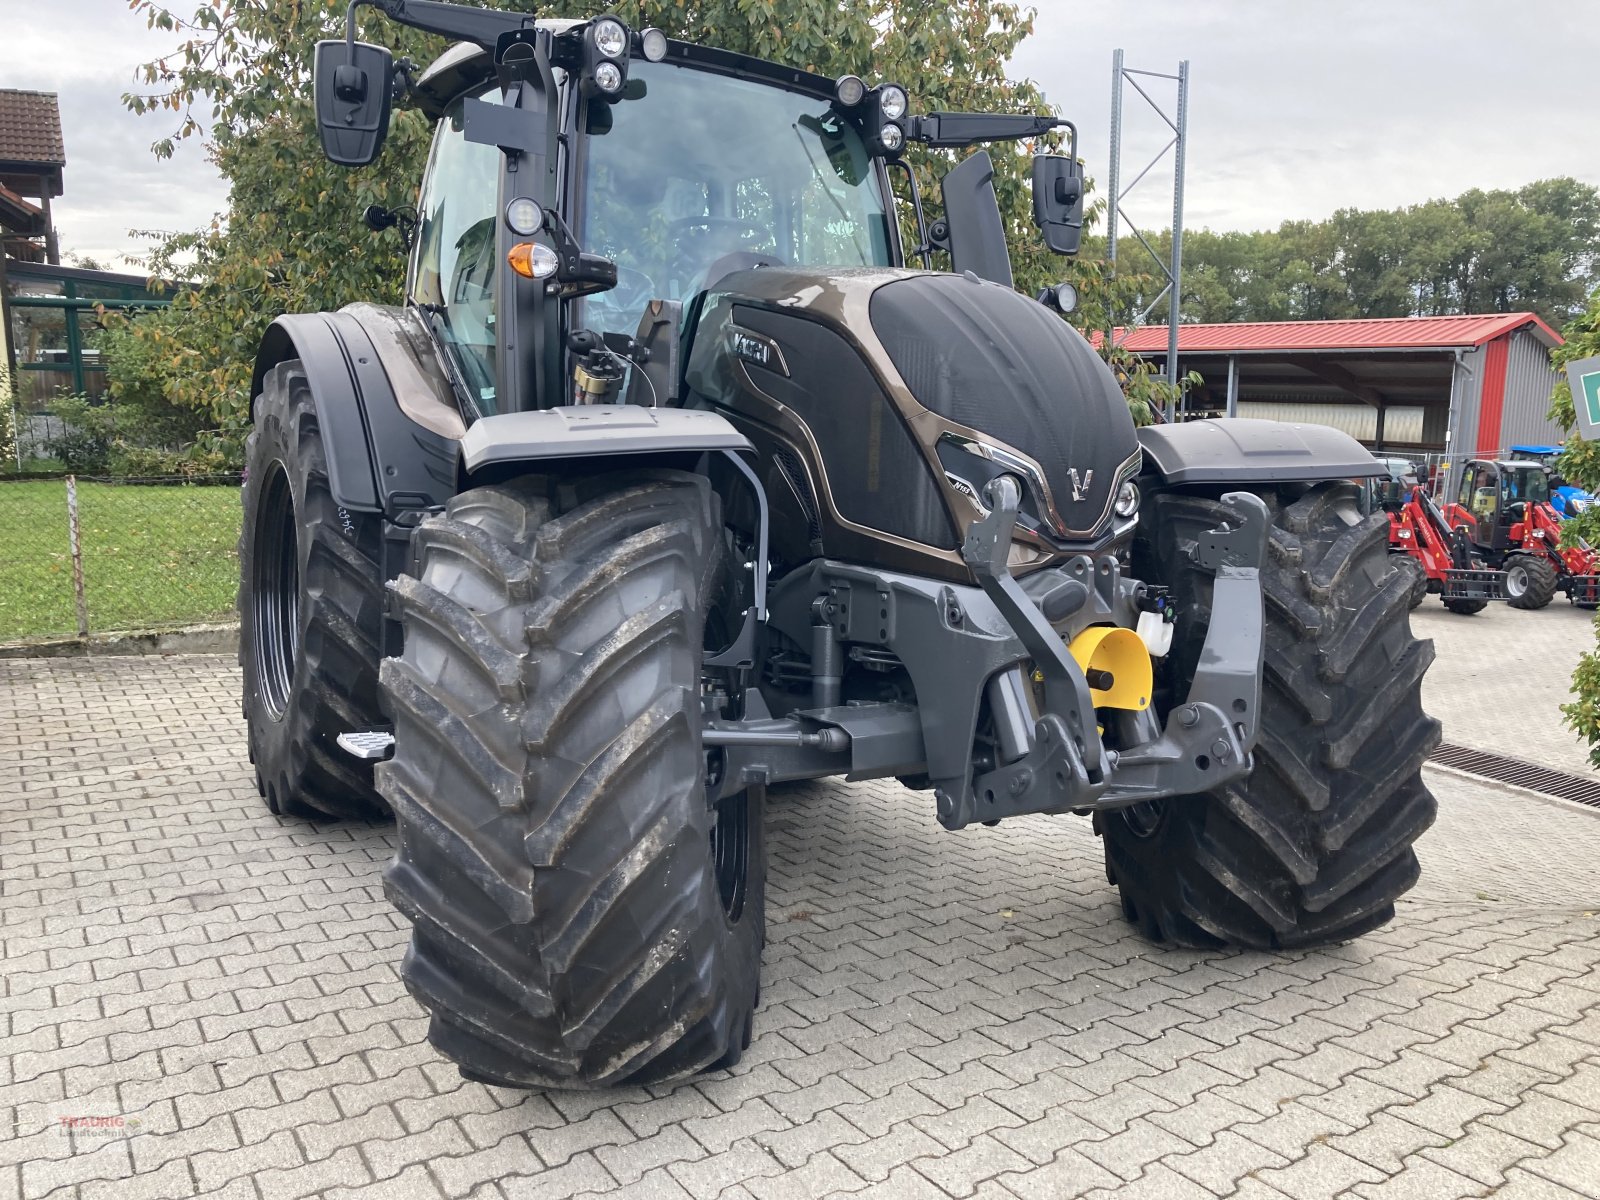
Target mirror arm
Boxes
[910,113,1076,157]
[345,0,533,52]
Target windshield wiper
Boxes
[415,301,486,423]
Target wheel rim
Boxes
[709,795,749,921]
[702,581,750,924]
[252,462,299,720]
[1122,798,1166,839]
[1506,564,1528,597]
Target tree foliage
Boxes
[1538,283,1600,765]
[1121,179,1600,329]
[121,0,1182,454]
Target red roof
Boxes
[0,90,65,167]
[1098,312,1563,354]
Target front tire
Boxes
[1394,554,1427,610]
[1102,482,1439,949]
[239,361,388,820]
[1505,554,1558,610]
[379,471,766,1088]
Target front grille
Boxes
[1429,742,1600,808]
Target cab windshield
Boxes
[578,60,896,336]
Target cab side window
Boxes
[411,95,502,412]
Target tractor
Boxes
[1508,444,1595,518]
[1443,458,1600,609]
[239,0,1441,1089]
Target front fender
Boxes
[460,406,752,473]
[1139,418,1384,486]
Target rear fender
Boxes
[251,306,458,516]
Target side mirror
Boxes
[1032,154,1085,256]
[314,39,394,167]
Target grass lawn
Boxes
[0,480,241,642]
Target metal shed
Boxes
[1106,313,1565,463]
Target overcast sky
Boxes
[4,0,1598,266]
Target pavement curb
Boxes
[1423,758,1600,819]
[0,622,239,659]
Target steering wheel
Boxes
[666,216,773,244]
[585,265,658,334]
[666,217,782,296]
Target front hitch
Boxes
[955,475,1268,828]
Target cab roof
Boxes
[412,20,840,120]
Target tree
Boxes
[1153,180,1600,328]
[122,0,1182,453]
[1544,284,1600,765]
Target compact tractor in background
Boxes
[238,0,1441,1089]
[1508,444,1595,518]
[1443,458,1600,609]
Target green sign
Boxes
[1568,355,1600,443]
[1583,370,1600,427]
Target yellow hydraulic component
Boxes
[1066,626,1152,711]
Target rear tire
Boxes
[379,470,766,1088]
[1505,554,1558,610]
[1443,593,1489,615]
[239,361,388,820]
[1102,482,1440,949]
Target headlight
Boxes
[1114,479,1140,518]
[592,17,628,59]
[879,122,904,153]
[504,197,543,236]
[640,27,668,62]
[1574,497,1592,512]
[879,84,908,121]
[593,60,624,93]
[834,74,866,107]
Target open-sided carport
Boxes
[1108,313,1565,468]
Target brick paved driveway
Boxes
[4,608,1600,1199]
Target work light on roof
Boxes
[592,17,628,59]
[834,74,867,107]
[640,27,668,61]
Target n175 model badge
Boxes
[1067,468,1094,501]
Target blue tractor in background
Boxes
[1509,445,1594,518]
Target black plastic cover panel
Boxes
[869,273,1138,538]
[733,305,958,550]
[1138,419,1385,484]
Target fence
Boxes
[0,475,242,644]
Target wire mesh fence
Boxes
[0,475,242,644]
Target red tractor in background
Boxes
[1442,459,1600,610]
[1376,474,1504,614]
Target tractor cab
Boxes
[1452,458,1550,550]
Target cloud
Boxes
[0,0,229,266]
[5,0,1598,265]
[1010,0,1600,233]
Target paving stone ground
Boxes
[3,603,1600,1199]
